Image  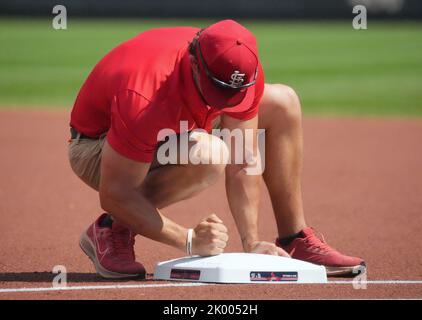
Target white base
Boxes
[154,253,327,284]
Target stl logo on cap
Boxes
[196,19,260,108]
[229,71,245,88]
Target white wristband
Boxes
[186,228,193,256]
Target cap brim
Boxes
[198,62,254,109]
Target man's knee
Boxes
[265,84,302,123]
[189,131,228,181]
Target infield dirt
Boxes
[0,109,421,299]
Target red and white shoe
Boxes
[79,213,146,279]
[276,227,366,276]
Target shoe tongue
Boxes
[98,213,113,228]
[300,227,315,237]
[112,222,127,232]
[111,221,135,252]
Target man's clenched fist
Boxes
[192,214,229,256]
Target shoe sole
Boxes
[79,231,145,280]
[326,264,366,277]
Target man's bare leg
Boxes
[79,131,229,279]
[91,131,227,210]
[140,131,228,209]
[258,84,307,238]
[256,85,366,274]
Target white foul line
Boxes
[0,282,211,293]
[329,280,422,284]
[0,280,422,294]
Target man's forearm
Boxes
[100,189,188,251]
[225,165,261,251]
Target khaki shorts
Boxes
[68,132,107,191]
[68,116,222,191]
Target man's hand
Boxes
[246,241,290,257]
[192,214,229,256]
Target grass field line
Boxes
[1,280,422,293]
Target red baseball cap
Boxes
[195,20,259,108]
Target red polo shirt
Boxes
[70,26,265,163]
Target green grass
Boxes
[0,18,421,116]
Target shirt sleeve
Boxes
[223,62,265,121]
[107,90,156,163]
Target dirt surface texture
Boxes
[0,109,421,299]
